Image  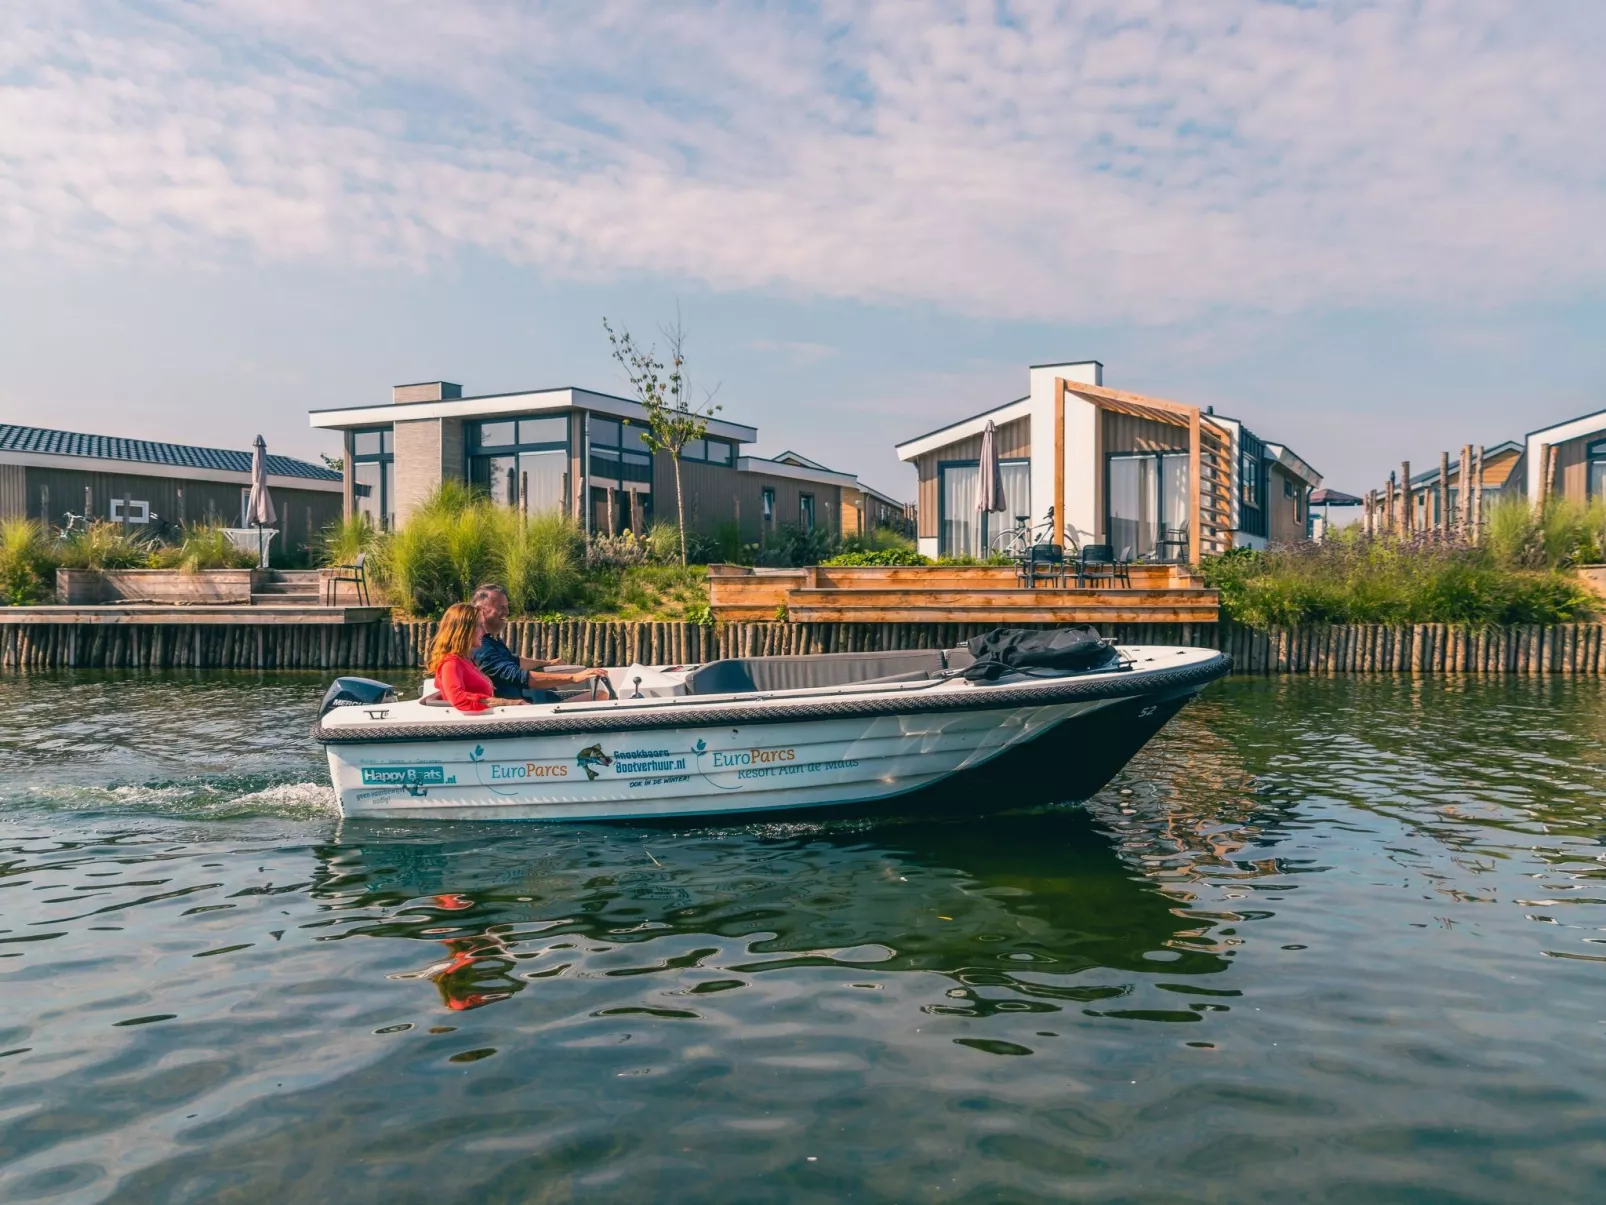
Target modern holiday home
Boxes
[308,382,901,546]
[1517,410,1606,506]
[893,361,1320,561]
[0,423,343,560]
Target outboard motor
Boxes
[318,676,397,718]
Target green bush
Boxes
[500,510,583,614]
[318,513,381,569]
[1484,493,1606,570]
[378,484,585,617]
[0,518,59,604]
[823,547,929,566]
[55,521,153,570]
[757,523,837,568]
[148,525,259,573]
[1199,530,1595,627]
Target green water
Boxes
[3,672,1606,1203]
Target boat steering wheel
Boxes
[589,674,618,702]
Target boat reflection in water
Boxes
[311,799,1238,1016]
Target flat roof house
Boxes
[1519,410,1606,506]
[0,423,343,559]
[309,382,900,547]
[894,361,1320,561]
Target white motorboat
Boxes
[311,631,1230,822]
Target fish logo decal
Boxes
[576,744,613,781]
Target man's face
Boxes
[476,591,509,634]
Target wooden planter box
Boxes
[1577,565,1606,599]
[56,569,262,606]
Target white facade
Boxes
[1523,408,1606,505]
[1027,361,1103,548]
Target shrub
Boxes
[55,521,153,570]
[319,514,381,569]
[500,510,583,614]
[1198,530,1595,627]
[1484,494,1606,570]
[823,547,929,566]
[378,484,584,617]
[0,518,59,604]
[839,525,918,555]
[150,524,259,573]
[757,523,837,568]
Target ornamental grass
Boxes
[1201,521,1597,628]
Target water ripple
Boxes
[2,672,1606,1201]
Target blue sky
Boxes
[2,0,1603,498]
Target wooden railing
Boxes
[1198,418,1234,557]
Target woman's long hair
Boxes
[428,602,481,676]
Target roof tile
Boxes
[0,424,340,482]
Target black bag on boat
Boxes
[962,626,1118,681]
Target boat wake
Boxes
[0,777,339,822]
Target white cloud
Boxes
[2,0,1603,321]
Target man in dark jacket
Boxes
[471,584,606,699]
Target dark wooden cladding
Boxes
[15,465,341,558]
[912,416,1030,540]
[2,618,1604,674]
[1549,430,1606,502]
[660,455,844,544]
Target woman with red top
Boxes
[428,603,529,713]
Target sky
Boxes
[2,0,1603,499]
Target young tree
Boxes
[603,312,721,566]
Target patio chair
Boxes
[1156,527,1190,562]
[1016,543,1066,589]
[324,551,369,606]
[1077,544,1117,588]
[1114,545,1134,588]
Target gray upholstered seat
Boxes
[683,649,952,696]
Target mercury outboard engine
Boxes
[318,676,397,718]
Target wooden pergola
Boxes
[1051,378,1233,564]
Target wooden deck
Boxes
[707,563,1219,623]
[0,605,390,625]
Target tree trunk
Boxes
[673,453,687,566]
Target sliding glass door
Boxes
[939,461,1030,557]
[1107,451,1190,560]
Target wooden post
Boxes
[1188,407,1202,565]
[1053,379,1066,548]
[1445,449,1458,536]
[1461,445,1473,540]
[1399,462,1411,535]
[1471,445,1485,540]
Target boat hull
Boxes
[325,685,1200,822]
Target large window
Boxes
[1237,432,1267,539]
[468,416,568,515]
[1108,451,1190,561]
[1590,440,1606,500]
[588,415,653,535]
[352,427,394,529]
[680,437,735,465]
[938,460,1030,557]
[799,493,816,531]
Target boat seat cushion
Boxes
[683,650,949,695]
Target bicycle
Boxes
[988,506,1068,560]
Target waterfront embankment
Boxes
[2,617,1606,674]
